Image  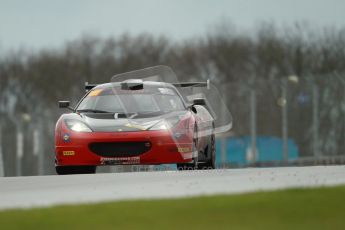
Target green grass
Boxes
[1,186,345,230]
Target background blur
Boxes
[0,0,344,176]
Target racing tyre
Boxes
[55,166,96,175]
[198,133,216,170]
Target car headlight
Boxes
[65,120,92,132]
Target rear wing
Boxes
[85,79,210,92]
[172,79,210,89]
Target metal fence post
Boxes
[220,136,227,167]
[33,127,44,175]
[0,122,4,177]
[220,84,228,168]
[250,89,257,163]
[312,83,320,158]
[16,126,24,176]
[16,125,24,176]
[282,79,288,163]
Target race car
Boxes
[55,67,217,174]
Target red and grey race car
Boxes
[55,66,230,174]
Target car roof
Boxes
[93,81,176,90]
[86,81,188,107]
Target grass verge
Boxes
[0,186,345,230]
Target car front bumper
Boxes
[55,130,194,166]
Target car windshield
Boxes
[76,85,185,117]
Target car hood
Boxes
[63,111,189,132]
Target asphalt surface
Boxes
[0,165,345,210]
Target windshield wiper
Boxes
[76,109,110,113]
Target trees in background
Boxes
[0,22,344,175]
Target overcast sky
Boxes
[0,0,344,51]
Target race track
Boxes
[0,165,345,210]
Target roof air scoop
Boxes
[121,79,144,90]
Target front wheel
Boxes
[55,166,96,175]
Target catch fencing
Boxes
[0,73,344,176]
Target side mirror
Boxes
[59,101,73,110]
[193,98,206,106]
[190,105,197,114]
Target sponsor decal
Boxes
[88,89,103,97]
[101,156,140,165]
[177,147,191,153]
[63,133,70,142]
[63,151,75,156]
[192,150,198,158]
[125,123,146,130]
[181,152,193,160]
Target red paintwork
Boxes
[55,114,196,166]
